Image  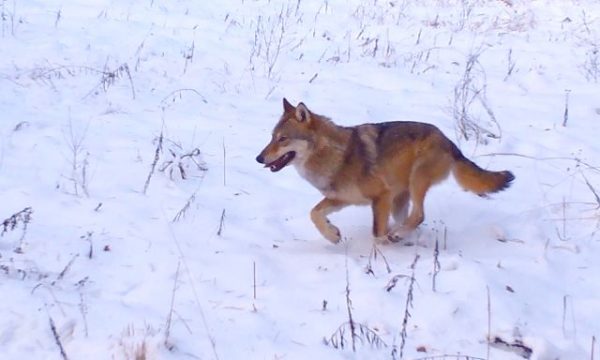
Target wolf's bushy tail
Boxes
[451,147,514,196]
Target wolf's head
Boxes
[256,98,314,172]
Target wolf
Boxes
[256,98,514,244]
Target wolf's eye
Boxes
[278,136,288,143]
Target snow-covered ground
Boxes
[1,0,599,359]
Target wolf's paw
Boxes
[322,224,342,244]
[374,235,393,245]
[387,233,403,243]
[388,225,413,242]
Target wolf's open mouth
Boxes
[265,151,296,172]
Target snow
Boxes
[1,0,599,359]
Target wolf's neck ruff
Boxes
[297,115,352,191]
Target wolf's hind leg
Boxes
[391,191,410,223]
[389,169,434,240]
[310,198,346,243]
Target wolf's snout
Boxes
[256,154,265,164]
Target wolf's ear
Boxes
[295,102,310,123]
[283,98,294,112]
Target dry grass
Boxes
[1,206,33,253]
[114,324,160,360]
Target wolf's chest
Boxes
[294,163,331,192]
[294,163,370,204]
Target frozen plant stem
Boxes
[432,235,440,292]
[443,225,448,251]
[562,294,577,338]
[396,254,419,359]
[253,261,257,300]
[563,295,570,337]
[63,116,90,197]
[165,222,220,359]
[505,48,516,81]
[563,89,571,127]
[164,261,181,350]
[142,124,164,194]
[323,245,388,351]
[217,209,226,236]
[84,62,136,100]
[487,286,491,360]
[78,292,88,337]
[554,197,568,242]
[1,206,33,253]
[345,253,357,352]
[82,231,93,259]
[582,173,600,209]
[49,316,69,360]
[222,138,226,186]
[172,192,197,222]
[54,8,61,28]
[53,254,79,285]
[366,243,392,275]
[182,40,195,74]
[452,49,501,143]
[1,0,6,37]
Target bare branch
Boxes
[49,316,69,360]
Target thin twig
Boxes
[563,89,571,127]
[325,322,387,350]
[432,235,441,292]
[366,243,392,275]
[477,152,600,174]
[345,251,357,352]
[1,206,33,253]
[164,261,181,350]
[385,274,409,292]
[160,88,207,106]
[396,254,419,359]
[504,48,516,81]
[490,336,533,358]
[164,219,220,359]
[253,261,257,300]
[143,125,164,194]
[562,294,567,336]
[173,192,197,222]
[82,231,93,259]
[582,173,600,209]
[53,254,79,285]
[217,209,226,236]
[222,138,227,186]
[326,247,388,351]
[78,291,88,338]
[487,286,491,360]
[49,316,69,360]
[62,116,90,197]
[443,224,448,251]
[562,294,576,338]
[82,63,135,100]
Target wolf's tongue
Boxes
[266,151,295,172]
[269,156,287,172]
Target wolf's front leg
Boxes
[310,198,346,243]
[371,192,392,244]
